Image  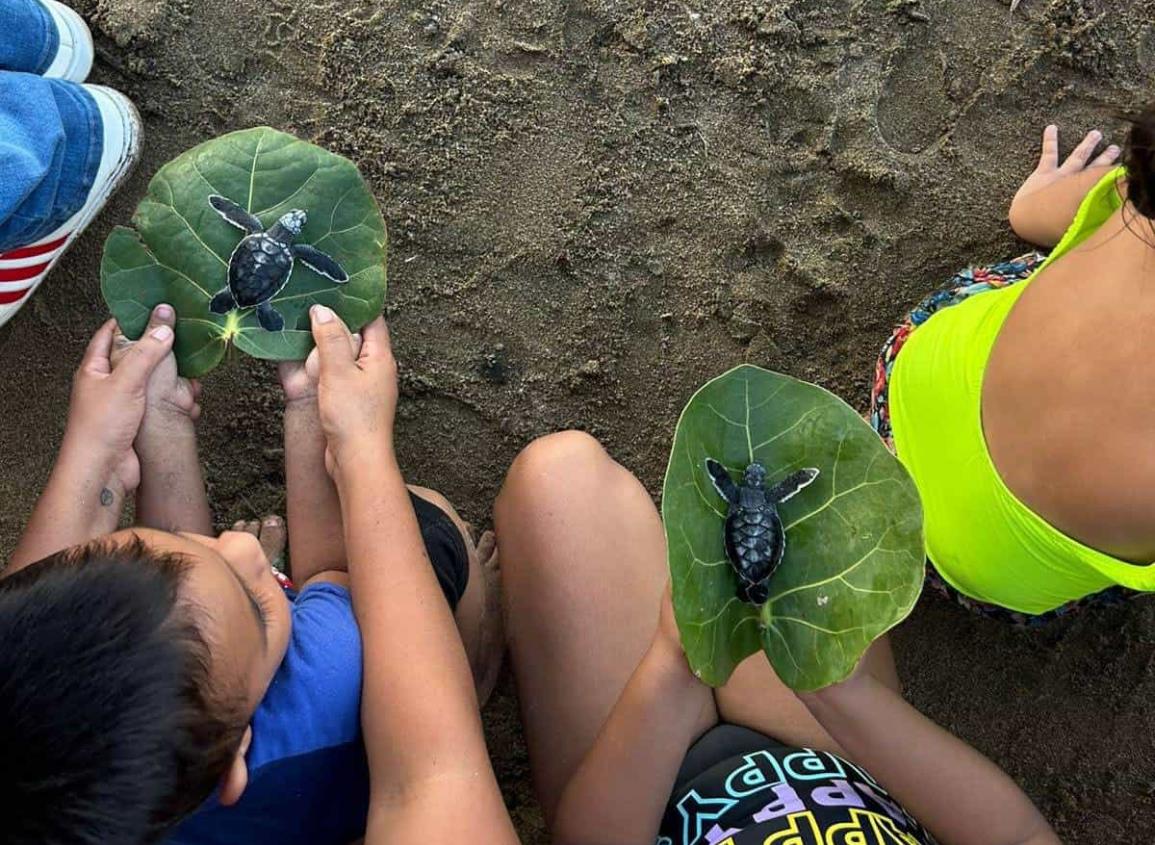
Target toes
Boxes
[233,519,256,535]
[477,530,499,571]
[258,514,287,562]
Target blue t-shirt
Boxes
[169,582,367,845]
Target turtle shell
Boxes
[724,503,785,593]
[229,234,294,307]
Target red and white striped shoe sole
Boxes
[0,234,72,306]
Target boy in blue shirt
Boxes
[0,304,499,844]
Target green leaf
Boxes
[101,127,388,377]
[662,364,925,692]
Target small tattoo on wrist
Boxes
[100,488,115,507]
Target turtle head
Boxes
[278,210,307,236]
[743,463,767,488]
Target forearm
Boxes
[337,451,495,799]
[135,418,212,534]
[800,675,1058,845]
[554,638,717,845]
[284,403,346,582]
[8,438,123,573]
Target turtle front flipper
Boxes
[705,458,740,505]
[293,244,350,284]
[256,301,285,332]
[209,195,264,234]
[209,287,237,315]
[768,468,820,503]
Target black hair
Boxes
[1124,101,1155,219]
[0,538,248,844]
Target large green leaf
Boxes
[662,365,924,691]
[101,127,388,377]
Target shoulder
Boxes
[247,581,362,768]
[288,579,359,654]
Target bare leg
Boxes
[496,431,676,824]
[408,485,504,707]
[280,354,349,582]
[282,392,347,583]
[135,415,213,535]
[498,431,903,826]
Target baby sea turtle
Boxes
[207,194,349,332]
[705,459,820,605]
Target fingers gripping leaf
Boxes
[662,365,925,691]
[101,127,388,377]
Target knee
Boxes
[499,430,611,503]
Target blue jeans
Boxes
[0,0,101,252]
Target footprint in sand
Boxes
[876,46,953,154]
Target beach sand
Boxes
[2,0,1154,838]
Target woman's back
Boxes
[984,203,1155,563]
[888,151,1155,614]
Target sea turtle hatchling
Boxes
[705,458,820,606]
[206,194,350,332]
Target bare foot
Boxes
[407,486,505,706]
[233,515,288,572]
[471,530,505,708]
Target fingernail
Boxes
[312,305,334,324]
[1109,145,1121,155]
[150,325,173,341]
[352,333,362,344]
[155,303,174,320]
[1091,130,1102,140]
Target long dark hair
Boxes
[1124,102,1155,219]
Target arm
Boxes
[129,305,212,534]
[1008,124,1121,248]
[307,308,519,844]
[278,359,349,585]
[8,315,176,572]
[552,593,717,845]
[798,671,1060,845]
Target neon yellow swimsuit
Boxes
[890,167,1155,615]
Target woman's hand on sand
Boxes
[1012,125,1119,207]
[305,306,398,479]
[110,304,202,429]
[64,315,177,494]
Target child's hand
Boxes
[305,306,398,479]
[64,315,177,493]
[1012,124,1119,207]
[111,304,202,430]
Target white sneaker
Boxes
[0,86,142,329]
[40,1,95,83]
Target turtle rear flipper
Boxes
[706,458,740,505]
[738,581,770,605]
[256,301,285,332]
[209,287,237,314]
[769,468,820,503]
[293,244,349,283]
[209,195,264,235]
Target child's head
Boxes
[0,528,292,843]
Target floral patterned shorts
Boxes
[870,253,1139,628]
